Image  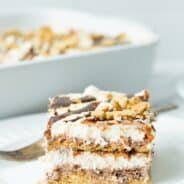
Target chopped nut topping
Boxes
[48,86,151,123]
[91,93,150,121]
[111,95,128,110]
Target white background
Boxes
[0,0,183,63]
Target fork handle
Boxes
[152,103,178,114]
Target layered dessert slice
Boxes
[40,86,155,184]
[45,86,155,153]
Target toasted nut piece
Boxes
[2,29,22,38]
[23,32,34,40]
[111,95,128,111]
[36,26,53,43]
[105,112,114,120]
[111,99,122,111]
[50,42,66,55]
[139,90,149,101]
[90,33,104,42]
[128,96,141,106]
[100,38,115,46]
[113,95,128,109]
[4,42,18,49]
[64,35,78,48]
[106,109,137,120]
[131,102,149,114]
[113,112,123,121]
[121,109,137,117]
[106,92,113,101]
[38,50,49,57]
[115,33,126,43]
[91,110,106,120]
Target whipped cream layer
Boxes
[43,149,151,171]
[51,118,148,145]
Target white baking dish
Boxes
[0,8,158,118]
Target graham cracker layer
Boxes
[40,165,151,184]
[46,135,151,153]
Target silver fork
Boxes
[0,138,44,161]
[0,103,178,161]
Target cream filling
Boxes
[51,118,146,145]
[42,149,151,171]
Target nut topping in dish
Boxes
[0,26,129,64]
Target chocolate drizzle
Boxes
[80,95,96,103]
[49,95,96,109]
[49,101,99,124]
[49,96,72,108]
[72,101,99,114]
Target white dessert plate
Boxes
[0,113,183,184]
